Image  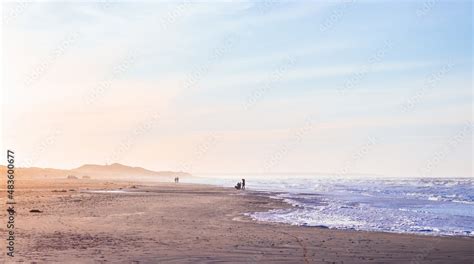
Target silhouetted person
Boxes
[235,182,241,190]
[241,178,246,190]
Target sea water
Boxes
[183,176,474,236]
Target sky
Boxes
[1,1,472,177]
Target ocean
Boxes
[183,176,474,236]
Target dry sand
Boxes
[1,179,473,263]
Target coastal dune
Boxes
[0,163,190,181]
[1,179,472,263]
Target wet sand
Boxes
[1,179,473,263]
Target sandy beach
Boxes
[0,179,472,263]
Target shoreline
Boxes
[183,177,474,238]
[67,182,474,238]
[1,178,473,263]
[243,189,474,239]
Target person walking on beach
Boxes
[241,178,245,190]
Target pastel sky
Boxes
[1,1,472,177]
